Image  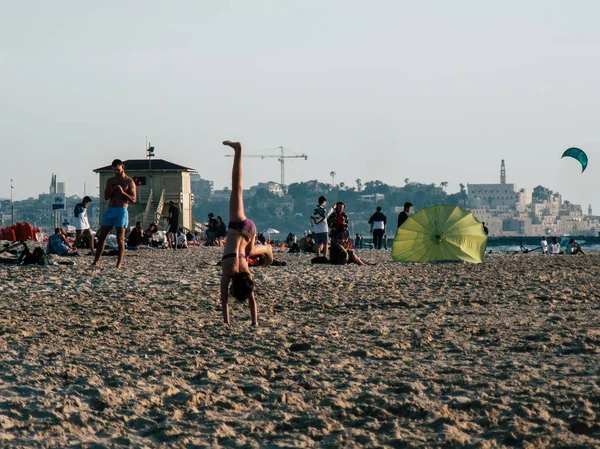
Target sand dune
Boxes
[0,246,599,447]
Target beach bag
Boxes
[22,247,51,266]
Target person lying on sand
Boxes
[219,141,273,327]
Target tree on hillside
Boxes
[532,185,553,203]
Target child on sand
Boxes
[219,141,273,326]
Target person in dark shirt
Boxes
[368,206,387,250]
[166,201,179,249]
[216,216,227,239]
[207,213,218,245]
[327,202,349,243]
[143,222,158,246]
[329,232,376,266]
[127,222,144,248]
[397,202,413,229]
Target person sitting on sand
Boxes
[327,232,375,266]
[219,141,273,327]
[298,233,315,253]
[216,216,227,241]
[550,236,560,254]
[256,232,266,245]
[177,229,188,249]
[285,232,295,248]
[127,221,144,249]
[541,236,548,255]
[143,222,158,246]
[311,235,373,266]
[568,238,585,255]
[46,228,79,256]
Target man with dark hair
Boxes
[93,159,136,268]
[327,202,349,243]
[166,201,179,249]
[206,213,218,245]
[143,222,158,246]
[216,216,227,240]
[73,196,94,253]
[368,206,387,250]
[311,196,334,258]
[127,221,144,249]
[397,202,413,229]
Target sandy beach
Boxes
[0,245,599,448]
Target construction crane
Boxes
[224,146,308,185]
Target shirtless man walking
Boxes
[92,159,136,268]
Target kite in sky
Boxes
[561,147,588,173]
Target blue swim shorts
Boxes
[101,207,129,229]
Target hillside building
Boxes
[468,160,599,236]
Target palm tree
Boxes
[356,178,362,192]
[440,181,448,192]
[330,171,336,186]
[404,178,410,185]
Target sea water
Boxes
[486,243,600,254]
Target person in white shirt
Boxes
[73,196,94,253]
[368,206,387,249]
[541,236,548,254]
[549,236,560,254]
[310,196,334,258]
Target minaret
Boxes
[500,160,506,184]
[589,204,593,217]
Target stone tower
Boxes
[500,160,506,184]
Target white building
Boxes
[249,182,285,197]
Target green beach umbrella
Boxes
[392,205,487,264]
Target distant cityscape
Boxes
[1,159,598,238]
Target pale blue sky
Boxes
[2,1,599,211]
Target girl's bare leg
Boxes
[223,141,246,222]
[349,251,376,266]
[249,292,258,326]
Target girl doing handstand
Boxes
[220,141,273,326]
